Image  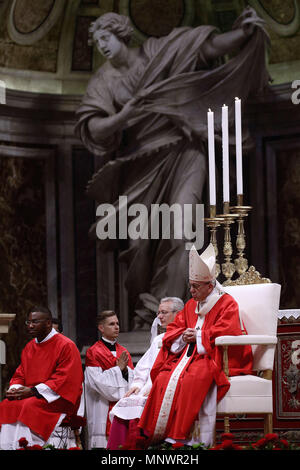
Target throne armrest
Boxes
[215,335,277,379]
[215,335,277,346]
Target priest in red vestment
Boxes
[84,310,134,449]
[0,306,83,450]
[138,244,253,447]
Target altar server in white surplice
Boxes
[107,297,184,450]
[84,310,134,449]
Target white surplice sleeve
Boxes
[85,365,133,402]
[131,334,163,391]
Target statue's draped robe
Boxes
[75,22,269,311]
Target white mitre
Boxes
[189,244,216,282]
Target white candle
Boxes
[222,104,230,203]
[207,109,216,207]
[235,97,243,196]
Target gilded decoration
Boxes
[223,265,271,286]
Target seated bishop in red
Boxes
[0,306,83,450]
[138,244,253,447]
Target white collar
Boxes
[195,288,215,313]
[35,327,58,344]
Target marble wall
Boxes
[0,155,47,391]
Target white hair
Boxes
[160,297,184,313]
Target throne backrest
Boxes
[223,283,281,372]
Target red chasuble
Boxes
[139,294,253,442]
[0,333,83,441]
[85,340,134,435]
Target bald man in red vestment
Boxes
[0,306,83,450]
[139,244,253,447]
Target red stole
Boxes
[85,340,133,436]
[0,334,83,441]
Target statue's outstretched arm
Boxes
[202,6,266,62]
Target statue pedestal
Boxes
[0,313,16,334]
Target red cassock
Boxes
[0,333,83,441]
[139,294,253,441]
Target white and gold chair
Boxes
[216,282,281,434]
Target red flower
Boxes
[253,438,267,448]
[172,443,184,449]
[221,433,234,441]
[18,437,28,448]
[61,415,86,430]
[279,439,289,449]
[221,440,237,450]
[68,447,81,450]
[265,433,278,442]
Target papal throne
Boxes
[215,276,281,435]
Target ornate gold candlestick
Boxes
[230,195,252,277]
[204,206,224,278]
[217,207,238,285]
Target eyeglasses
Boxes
[25,320,46,326]
[157,310,174,316]
[188,282,210,290]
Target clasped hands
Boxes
[6,386,34,401]
[116,351,129,372]
[182,328,197,344]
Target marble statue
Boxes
[75,7,270,328]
